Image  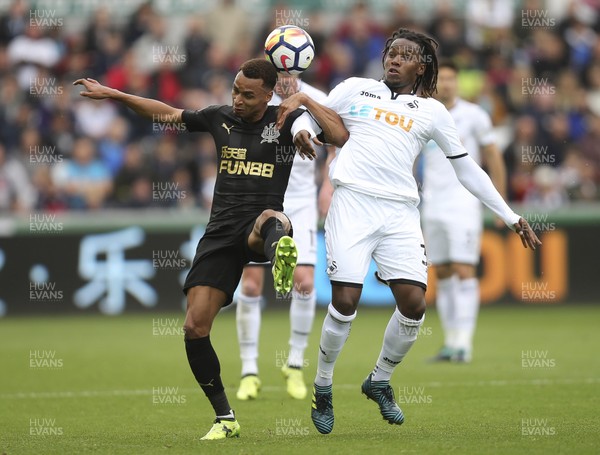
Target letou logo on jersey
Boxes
[349,103,414,132]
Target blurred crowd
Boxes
[1,0,599,214]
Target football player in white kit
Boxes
[276,28,541,434]
[236,74,333,401]
[421,60,507,364]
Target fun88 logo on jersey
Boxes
[349,104,414,132]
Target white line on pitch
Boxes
[1,377,598,400]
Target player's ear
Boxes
[266,90,273,103]
[417,63,425,76]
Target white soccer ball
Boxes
[264,25,315,75]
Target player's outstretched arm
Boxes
[449,154,542,250]
[73,78,184,123]
[276,92,348,147]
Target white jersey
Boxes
[421,98,496,220]
[323,77,467,205]
[270,80,327,201]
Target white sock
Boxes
[454,278,479,353]
[436,276,459,348]
[216,409,235,420]
[236,293,261,377]
[288,289,316,368]
[314,303,356,387]
[371,308,424,382]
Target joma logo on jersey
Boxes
[359,90,380,99]
[219,160,274,178]
[349,104,413,132]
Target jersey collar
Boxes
[381,79,415,100]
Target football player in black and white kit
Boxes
[74,58,347,441]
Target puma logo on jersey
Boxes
[222,123,234,134]
[199,379,215,387]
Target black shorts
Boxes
[183,214,286,306]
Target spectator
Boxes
[465,0,514,52]
[0,0,28,45]
[7,24,61,90]
[560,145,597,200]
[560,1,598,75]
[0,142,36,212]
[98,116,129,176]
[180,17,211,88]
[578,112,600,184]
[427,2,466,59]
[205,0,248,61]
[504,115,540,201]
[585,61,600,116]
[51,137,112,209]
[334,2,386,76]
[73,94,118,140]
[524,165,569,209]
[111,142,152,208]
[123,1,156,46]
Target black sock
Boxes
[185,335,232,417]
[260,217,286,262]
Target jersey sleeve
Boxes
[291,110,321,139]
[181,105,220,132]
[322,78,356,112]
[472,105,496,147]
[430,101,469,159]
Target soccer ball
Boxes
[264,25,315,75]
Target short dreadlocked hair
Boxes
[382,28,439,98]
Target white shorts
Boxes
[324,186,427,288]
[422,217,482,265]
[246,196,318,267]
[284,196,318,266]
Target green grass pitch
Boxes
[1,305,599,454]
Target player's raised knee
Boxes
[256,210,291,233]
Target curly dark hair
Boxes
[239,58,278,91]
[381,28,439,97]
